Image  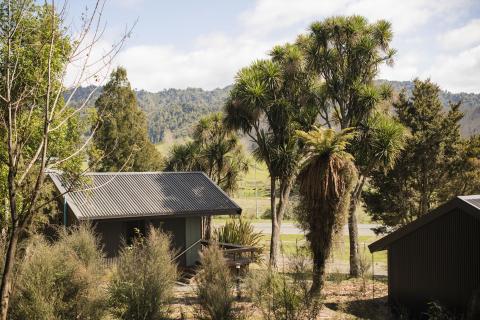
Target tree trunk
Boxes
[269,177,278,267]
[348,208,360,277]
[269,177,293,268]
[348,175,366,277]
[0,223,19,320]
[310,246,327,297]
[204,216,212,240]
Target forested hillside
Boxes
[378,80,480,135]
[67,81,480,142]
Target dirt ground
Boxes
[168,274,390,319]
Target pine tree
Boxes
[365,79,467,231]
[91,67,163,172]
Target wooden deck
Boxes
[200,240,261,267]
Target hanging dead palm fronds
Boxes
[296,127,357,296]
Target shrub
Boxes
[358,247,372,278]
[358,246,372,293]
[11,225,107,320]
[195,244,239,320]
[213,218,262,246]
[108,227,177,320]
[424,301,456,320]
[246,247,321,320]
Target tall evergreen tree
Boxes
[365,79,468,231]
[304,16,396,276]
[0,1,121,317]
[91,67,163,172]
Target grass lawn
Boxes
[256,233,387,265]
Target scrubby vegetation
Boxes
[246,248,322,320]
[108,227,177,320]
[11,226,107,320]
[213,218,263,248]
[195,244,240,320]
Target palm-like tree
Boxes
[347,112,407,275]
[304,15,396,276]
[296,127,357,296]
[224,44,320,267]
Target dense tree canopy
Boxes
[0,1,99,317]
[91,67,163,172]
[302,15,399,276]
[224,43,320,266]
[364,79,479,231]
[66,82,480,144]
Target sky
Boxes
[65,0,480,93]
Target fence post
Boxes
[372,251,375,299]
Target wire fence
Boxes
[276,239,388,277]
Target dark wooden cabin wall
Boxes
[388,209,480,313]
[94,219,125,258]
[149,217,187,266]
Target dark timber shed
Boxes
[49,171,242,267]
[369,195,480,316]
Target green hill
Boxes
[67,80,480,142]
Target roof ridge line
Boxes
[83,171,206,176]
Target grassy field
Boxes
[158,140,373,223]
[232,159,374,223]
[256,233,387,265]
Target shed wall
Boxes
[94,220,124,257]
[93,217,195,266]
[388,209,480,313]
[150,217,187,266]
[185,217,201,267]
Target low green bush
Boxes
[11,225,107,320]
[213,218,263,262]
[213,218,262,247]
[108,227,177,320]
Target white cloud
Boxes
[424,45,480,93]
[239,0,349,35]
[241,0,471,35]
[439,19,480,51]
[77,0,479,93]
[116,34,277,90]
[380,52,420,81]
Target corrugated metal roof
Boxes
[49,171,242,220]
[458,195,480,210]
[369,195,480,252]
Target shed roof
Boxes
[49,171,242,220]
[369,195,480,253]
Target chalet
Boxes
[369,195,480,317]
[49,171,242,267]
